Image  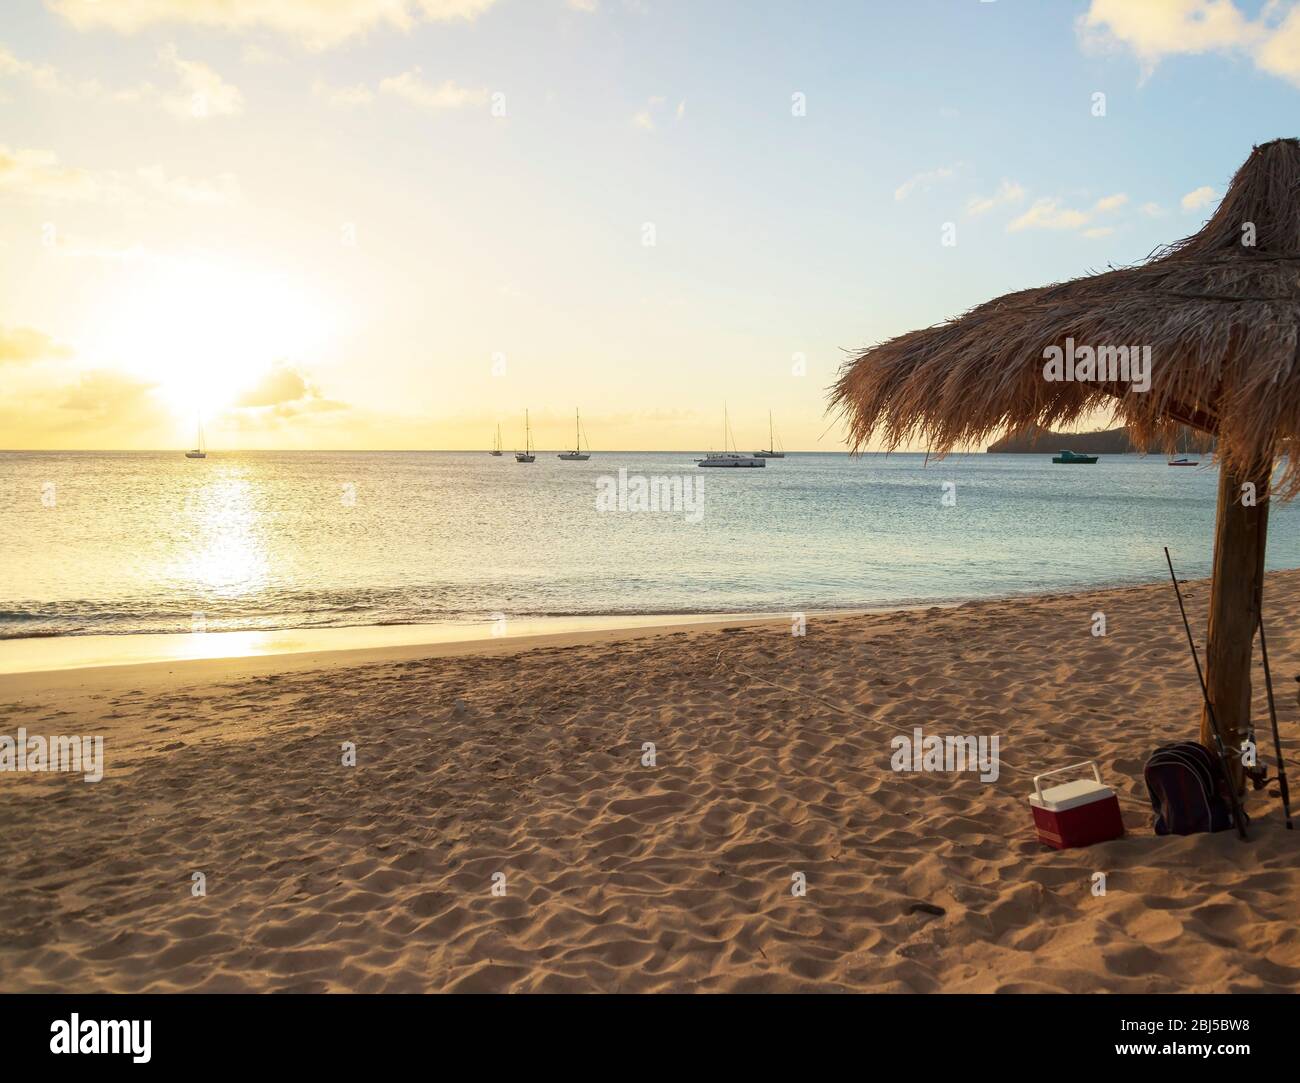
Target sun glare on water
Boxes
[96,259,331,418]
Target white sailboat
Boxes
[515,410,536,462]
[557,409,591,460]
[754,411,785,458]
[490,424,503,456]
[696,405,764,467]
[185,412,207,459]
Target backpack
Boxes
[1143,741,1243,835]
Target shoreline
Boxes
[0,610,860,680]
[1,566,1258,678]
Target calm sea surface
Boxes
[3,450,1298,639]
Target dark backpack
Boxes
[1143,741,1242,836]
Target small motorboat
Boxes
[1168,458,1199,466]
[1052,449,1098,464]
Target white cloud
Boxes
[1180,185,1219,211]
[567,0,599,10]
[157,44,243,118]
[966,179,1026,216]
[0,326,73,365]
[312,78,374,107]
[1002,191,1128,234]
[1140,200,1165,216]
[137,165,241,205]
[378,70,488,110]
[0,43,83,95]
[1008,198,1091,232]
[312,69,486,111]
[0,40,241,119]
[0,144,239,209]
[894,165,958,202]
[632,95,668,131]
[47,0,499,51]
[240,43,279,65]
[0,42,147,103]
[1255,4,1300,84]
[0,144,105,201]
[1080,0,1300,87]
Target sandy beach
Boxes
[1,573,1298,993]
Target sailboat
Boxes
[515,410,536,462]
[490,424,503,456]
[185,412,206,459]
[696,405,764,467]
[754,411,785,458]
[557,409,591,460]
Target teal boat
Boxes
[1052,450,1099,464]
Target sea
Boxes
[3,450,1298,640]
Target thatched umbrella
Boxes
[831,137,1300,786]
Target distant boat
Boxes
[698,452,766,468]
[754,411,785,458]
[557,408,591,460]
[490,424,503,456]
[696,405,765,467]
[185,413,206,459]
[1052,449,1098,464]
[1168,458,1199,466]
[515,410,536,463]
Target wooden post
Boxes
[1200,458,1271,791]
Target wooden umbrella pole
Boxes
[1200,457,1272,793]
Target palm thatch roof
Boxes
[831,137,1300,496]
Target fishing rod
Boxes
[1257,613,1293,829]
[1163,548,1249,840]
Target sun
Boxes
[92,256,332,418]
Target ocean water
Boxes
[2,450,1298,639]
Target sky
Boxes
[2,0,1299,451]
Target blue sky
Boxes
[2,0,1298,449]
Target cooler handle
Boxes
[1032,760,1102,799]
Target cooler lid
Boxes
[1028,778,1114,812]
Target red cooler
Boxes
[1029,760,1125,850]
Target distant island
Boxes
[987,424,1209,454]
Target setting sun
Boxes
[88,259,331,417]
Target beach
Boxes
[2,573,1299,993]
